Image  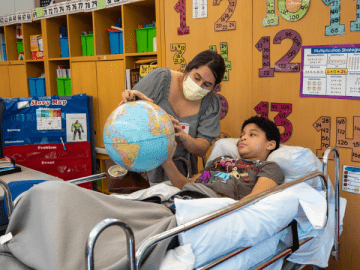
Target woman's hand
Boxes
[169,115,187,142]
[119,90,154,106]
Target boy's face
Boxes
[236,123,276,160]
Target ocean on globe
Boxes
[103,100,176,172]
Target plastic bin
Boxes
[2,44,7,61]
[147,27,156,52]
[28,78,46,97]
[135,28,148,53]
[16,42,24,54]
[80,34,94,56]
[108,31,123,55]
[60,37,69,58]
[56,78,72,96]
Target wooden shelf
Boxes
[0,0,161,148]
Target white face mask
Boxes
[183,76,211,101]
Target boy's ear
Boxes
[266,140,276,151]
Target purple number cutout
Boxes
[271,103,293,143]
[255,37,274,77]
[174,0,190,35]
[254,101,269,119]
[273,29,301,72]
[214,85,229,119]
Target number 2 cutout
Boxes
[174,0,190,35]
[213,0,237,31]
[255,29,302,77]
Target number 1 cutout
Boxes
[213,0,237,31]
[263,0,279,26]
[351,0,360,32]
[278,0,310,22]
[255,37,274,77]
[174,0,190,35]
[322,0,345,36]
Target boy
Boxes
[161,116,285,200]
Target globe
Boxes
[103,100,176,172]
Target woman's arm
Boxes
[241,177,278,201]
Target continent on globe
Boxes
[103,101,176,172]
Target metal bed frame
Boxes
[0,147,341,270]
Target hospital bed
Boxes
[0,142,346,270]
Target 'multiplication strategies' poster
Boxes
[301,44,360,100]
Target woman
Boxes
[121,50,226,183]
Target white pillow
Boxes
[206,139,323,188]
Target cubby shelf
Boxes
[0,0,162,149]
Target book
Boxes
[0,166,21,176]
[139,65,157,80]
[125,68,140,90]
[0,156,15,169]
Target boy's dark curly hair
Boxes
[241,116,281,152]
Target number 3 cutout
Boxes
[213,0,237,31]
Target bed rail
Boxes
[322,147,340,261]
[85,171,328,270]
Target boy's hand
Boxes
[162,141,177,166]
[119,90,154,106]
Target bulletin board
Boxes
[1,94,96,189]
[162,1,360,269]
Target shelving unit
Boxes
[0,0,163,149]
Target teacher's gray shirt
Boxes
[133,68,221,183]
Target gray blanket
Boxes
[0,181,179,270]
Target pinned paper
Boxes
[342,165,360,194]
[262,0,279,27]
[336,116,360,162]
[193,0,207,19]
[36,7,44,18]
[98,0,107,9]
[209,43,231,81]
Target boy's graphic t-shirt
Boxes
[196,156,284,200]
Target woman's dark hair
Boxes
[185,50,226,86]
[241,116,281,152]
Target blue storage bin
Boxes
[28,78,46,97]
[60,37,69,58]
[108,31,123,55]
[2,44,7,61]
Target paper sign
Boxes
[97,0,106,9]
[180,123,190,134]
[66,113,87,142]
[210,43,231,81]
[301,44,360,100]
[36,8,44,18]
[84,0,98,12]
[342,165,360,194]
[36,108,62,130]
[193,0,207,19]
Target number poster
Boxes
[300,44,360,100]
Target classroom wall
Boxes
[164,0,359,268]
